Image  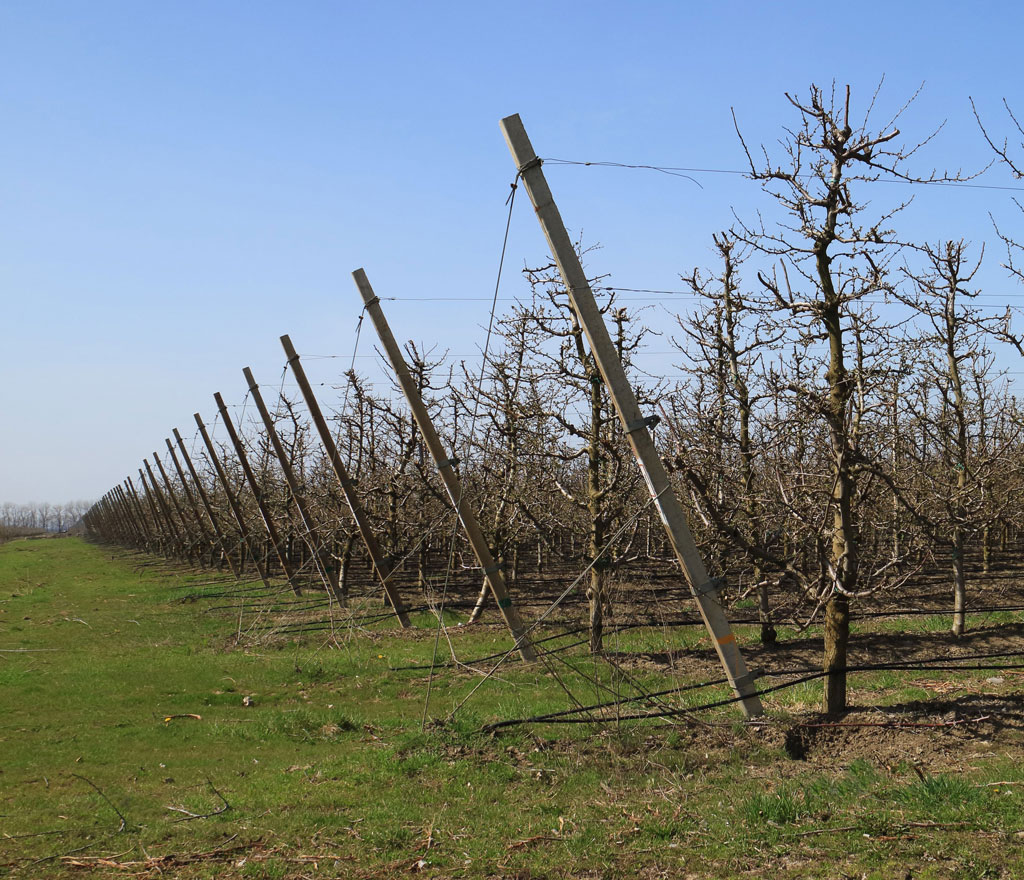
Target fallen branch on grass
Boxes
[26,832,118,867]
[61,839,363,870]
[165,779,231,822]
[62,834,249,869]
[793,824,861,837]
[71,774,130,832]
[507,835,563,850]
[1,829,66,840]
[794,819,982,840]
[0,648,60,652]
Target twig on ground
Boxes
[71,774,130,832]
[27,832,118,867]
[507,835,563,850]
[0,648,59,652]
[1,829,65,840]
[794,824,861,837]
[62,834,251,869]
[165,779,232,822]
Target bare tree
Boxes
[735,83,959,712]
[517,254,654,653]
[672,231,783,643]
[893,241,1019,634]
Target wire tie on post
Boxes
[497,596,513,609]
[439,456,460,469]
[516,157,543,177]
[625,414,661,435]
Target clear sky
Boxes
[3,0,1024,505]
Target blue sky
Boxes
[3,1,1024,504]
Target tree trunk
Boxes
[417,540,428,590]
[468,579,488,623]
[823,594,850,714]
[757,567,776,645]
[588,568,604,654]
[339,534,354,599]
[952,535,966,636]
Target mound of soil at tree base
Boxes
[488,696,1024,779]
[598,619,1024,770]
[771,694,1024,769]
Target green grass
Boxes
[2,539,1024,878]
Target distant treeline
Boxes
[1,501,93,537]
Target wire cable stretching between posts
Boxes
[340,306,367,420]
[446,486,669,723]
[421,178,521,729]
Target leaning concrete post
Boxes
[354,269,536,662]
[501,113,762,717]
[280,335,412,627]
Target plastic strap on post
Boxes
[625,414,661,435]
[692,576,723,599]
[731,672,755,693]
[497,596,513,609]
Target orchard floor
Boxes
[3,537,1024,879]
